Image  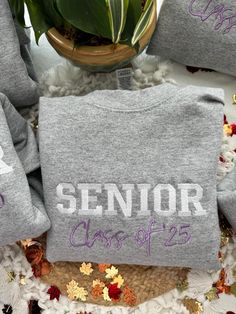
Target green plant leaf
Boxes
[55,0,112,39]
[121,0,142,44]
[42,0,64,28]
[131,0,154,46]
[25,0,52,44]
[9,0,26,27]
[106,0,129,44]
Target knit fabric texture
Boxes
[0,0,39,107]
[0,93,50,246]
[147,0,236,77]
[218,167,236,231]
[39,83,224,270]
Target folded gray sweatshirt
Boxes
[218,167,236,230]
[147,0,236,77]
[0,93,50,246]
[0,0,39,107]
[39,83,224,270]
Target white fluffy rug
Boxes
[1,56,236,314]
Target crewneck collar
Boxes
[86,83,181,112]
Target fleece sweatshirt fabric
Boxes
[218,167,236,231]
[147,0,236,77]
[0,0,39,107]
[0,93,50,246]
[39,83,225,270]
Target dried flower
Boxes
[91,284,103,299]
[204,288,219,301]
[80,262,93,276]
[103,286,112,302]
[92,279,105,288]
[176,278,189,292]
[7,272,15,283]
[112,275,124,288]
[98,264,111,273]
[108,283,122,301]
[105,266,118,279]
[25,244,44,265]
[47,286,61,301]
[67,280,88,301]
[19,274,26,285]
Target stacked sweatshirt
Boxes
[39,83,225,270]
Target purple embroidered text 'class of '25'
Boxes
[69,218,192,256]
[188,0,236,34]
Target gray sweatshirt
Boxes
[0,93,50,246]
[147,0,236,77]
[0,0,39,107]
[39,83,224,270]
[218,167,236,230]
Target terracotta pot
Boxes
[46,2,157,72]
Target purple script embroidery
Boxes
[0,193,4,208]
[69,218,192,256]
[135,218,165,256]
[188,0,236,34]
[69,219,129,250]
[135,219,192,256]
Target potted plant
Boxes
[10,0,157,72]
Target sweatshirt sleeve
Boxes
[217,167,236,230]
[0,93,40,174]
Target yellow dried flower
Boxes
[80,262,94,276]
[103,286,112,302]
[67,280,88,301]
[112,275,124,288]
[224,124,233,136]
[92,279,105,288]
[67,280,80,300]
[105,266,118,279]
[75,287,88,301]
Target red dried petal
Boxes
[108,283,122,301]
[47,286,61,301]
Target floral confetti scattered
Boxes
[102,286,112,302]
[92,279,105,288]
[91,284,103,299]
[7,271,15,283]
[67,280,88,301]
[112,274,124,288]
[98,264,111,273]
[108,283,122,301]
[105,266,119,279]
[176,278,189,292]
[182,298,203,314]
[47,285,61,301]
[25,243,44,265]
[204,287,219,301]
[80,262,94,276]
[19,274,26,286]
